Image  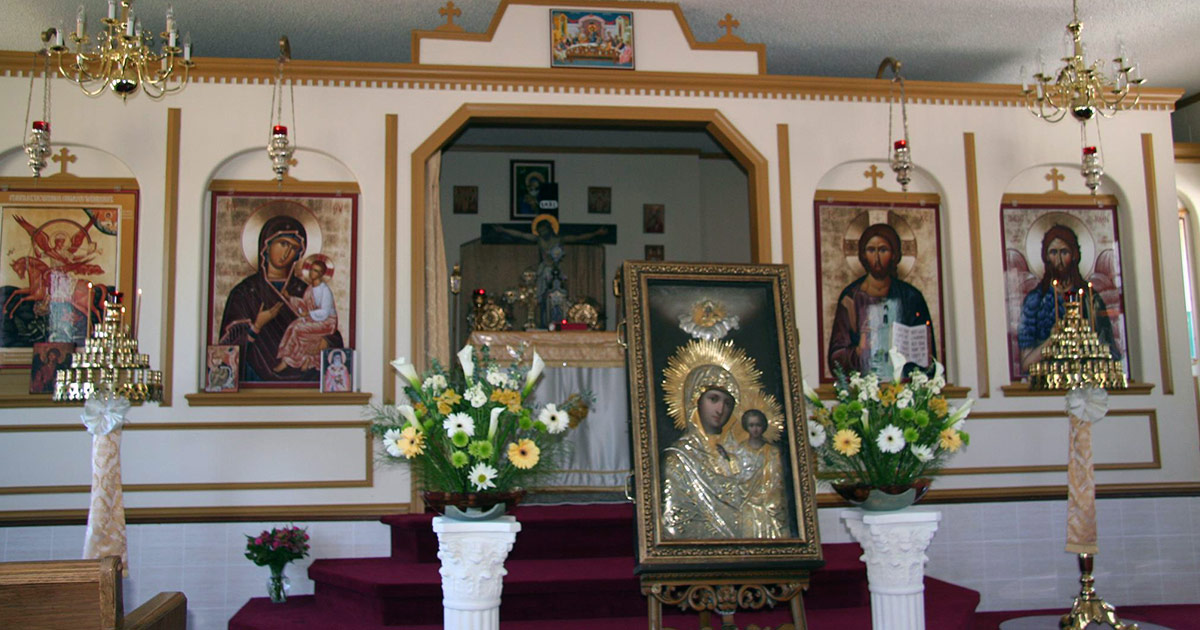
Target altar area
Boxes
[469,330,630,492]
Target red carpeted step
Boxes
[383,503,636,563]
[806,542,869,609]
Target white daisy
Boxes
[443,412,475,438]
[383,428,405,457]
[423,374,447,391]
[911,444,934,463]
[876,424,905,453]
[464,383,488,408]
[807,421,827,448]
[468,462,498,491]
[539,403,570,434]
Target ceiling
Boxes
[5,0,1198,102]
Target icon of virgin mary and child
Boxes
[660,339,791,540]
[218,214,344,383]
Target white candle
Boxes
[182,33,191,61]
[126,13,135,37]
[55,24,65,47]
[135,288,142,333]
[165,6,175,34]
[76,5,86,39]
[107,0,116,20]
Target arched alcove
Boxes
[407,104,771,366]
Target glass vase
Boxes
[266,564,290,603]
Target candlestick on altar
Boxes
[135,288,142,334]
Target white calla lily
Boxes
[946,399,974,431]
[802,380,823,407]
[933,359,945,383]
[397,404,420,430]
[488,407,503,439]
[390,358,421,389]
[523,351,545,395]
[457,345,476,382]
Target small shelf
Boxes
[1000,382,1155,397]
[185,390,373,407]
[813,383,971,401]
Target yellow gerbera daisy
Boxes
[506,438,540,469]
[435,389,462,415]
[939,427,963,452]
[398,425,425,458]
[832,429,862,456]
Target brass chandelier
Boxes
[1022,0,1143,123]
[49,0,194,99]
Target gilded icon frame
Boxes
[619,261,822,573]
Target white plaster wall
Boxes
[0,0,1194,526]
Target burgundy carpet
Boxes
[973,605,1200,629]
[231,502,986,630]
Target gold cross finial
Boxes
[437,2,464,32]
[51,147,77,176]
[1046,167,1066,193]
[717,13,744,43]
[864,164,885,189]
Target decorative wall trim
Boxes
[1000,382,1156,396]
[446,145,708,156]
[4,482,1198,525]
[385,114,398,403]
[777,124,794,274]
[811,189,940,205]
[160,108,181,407]
[1000,192,1120,207]
[964,133,990,397]
[207,179,361,193]
[411,0,768,73]
[185,391,372,406]
[0,421,373,495]
[936,409,1161,475]
[0,503,412,527]
[1142,133,1173,394]
[0,52,1182,111]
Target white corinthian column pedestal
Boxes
[841,509,942,630]
[432,515,522,630]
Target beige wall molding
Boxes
[161,108,181,406]
[0,52,1182,111]
[185,391,372,406]
[964,132,990,397]
[1176,142,1200,162]
[0,420,374,495]
[5,481,1200,525]
[1142,133,1173,394]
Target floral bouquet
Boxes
[244,525,311,572]
[370,344,590,504]
[803,349,972,498]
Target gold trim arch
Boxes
[407,103,771,386]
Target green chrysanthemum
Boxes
[450,450,469,468]
[899,408,916,422]
[915,411,930,427]
[519,414,533,430]
[451,431,470,448]
[468,440,494,459]
[532,420,547,433]
[903,427,919,443]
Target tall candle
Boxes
[86,282,93,338]
[135,288,142,334]
[1065,412,1098,553]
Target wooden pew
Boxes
[0,555,186,630]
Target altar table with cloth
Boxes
[469,331,630,491]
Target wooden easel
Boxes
[641,571,810,630]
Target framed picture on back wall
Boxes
[511,160,554,220]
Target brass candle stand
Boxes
[1028,286,1134,630]
[54,293,162,403]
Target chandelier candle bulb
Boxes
[165,6,174,34]
[125,13,134,37]
[183,34,190,61]
[107,0,115,20]
[76,6,86,38]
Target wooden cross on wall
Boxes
[864,164,885,190]
[52,147,76,177]
[437,1,464,32]
[1045,167,1066,193]
[717,14,745,43]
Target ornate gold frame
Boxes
[619,261,821,573]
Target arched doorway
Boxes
[405,103,771,382]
